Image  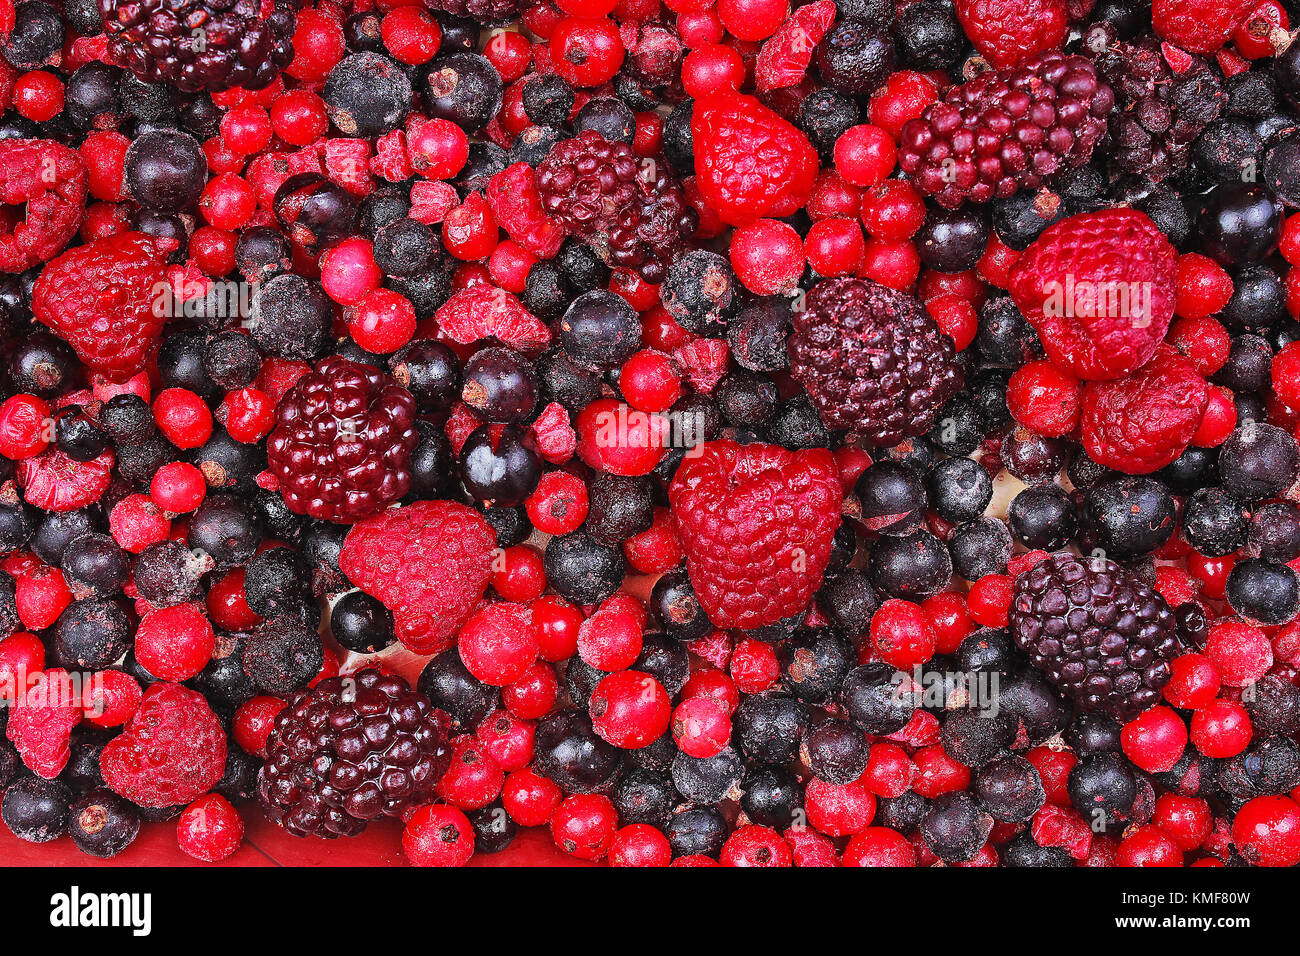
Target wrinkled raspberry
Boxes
[672,338,730,394]
[668,440,842,630]
[954,0,1069,68]
[371,129,413,182]
[435,284,552,352]
[1152,0,1255,54]
[0,140,88,273]
[487,162,566,260]
[323,138,374,196]
[410,180,460,224]
[1080,345,1209,474]
[755,0,837,93]
[691,93,819,227]
[31,231,170,380]
[100,682,227,807]
[445,402,484,456]
[5,669,82,779]
[16,448,115,512]
[530,401,576,464]
[1009,209,1178,381]
[339,500,498,654]
[1031,804,1093,859]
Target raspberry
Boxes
[1080,345,1210,474]
[953,0,1069,68]
[753,0,836,93]
[5,668,82,779]
[338,500,497,654]
[1008,208,1178,380]
[690,92,819,227]
[434,284,552,352]
[0,139,87,273]
[1152,0,1256,54]
[16,448,114,512]
[266,357,418,524]
[667,439,842,630]
[99,0,298,92]
[259,668,451,838]
[31,231,170,381]
[486,162,566,260]
[786,278,964,445]
[100,682,227,807]
[1011,552,1179,721]
[898,52,1112,209]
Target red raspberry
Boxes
[434,284,552,352]
[668,440,842,630]
[0,139,87,273]
[1079,345,1209,474]
[31,231,170,380]
[15,447,114,512]
[1009,209,1178,381]
[690,92,819,227]
[1153,0,1256,54]
[5,668,82,779]
[338,500,497,654]
[954,0,1069,68]
[100,682,227,807]
[486,162,566,260]
[753,0,837,93]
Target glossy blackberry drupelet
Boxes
[98,0,298,92]
[266,357,418,524]
[898,51,1113,208]
[258,669,451,838]
[787,278,963,446]
[1010,552,1179,721]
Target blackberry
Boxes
[267,357,418,524]
[898,51,1112,208]
[788,278,963,445]
[259,669,451,838]
[1010,551,1179,720]
[538,132,694,283]
[99,0,297,92]
[424,0,522,25]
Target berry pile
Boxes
[3,0,1300,871]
